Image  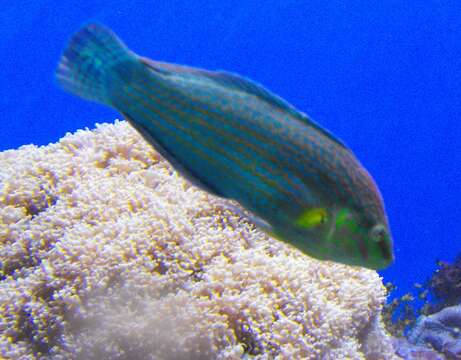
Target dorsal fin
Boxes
[295,112,351,150]
[196,70,351,151]
[202,70,299,113]
[140,57,295,113]
[140,57,350,151]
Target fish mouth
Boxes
[370,224,393,262]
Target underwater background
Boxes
[1,0,460,302]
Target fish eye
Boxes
[370,224,387,242]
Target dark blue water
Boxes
[1,1,460,301]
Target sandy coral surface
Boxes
[0,121,398,359]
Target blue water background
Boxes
[1,1,460,301]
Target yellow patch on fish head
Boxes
[295,208,328,228]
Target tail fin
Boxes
[55,23,136,105]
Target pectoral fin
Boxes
[224,203,274,233]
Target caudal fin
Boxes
[56,23,136,105]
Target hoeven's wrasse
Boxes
[56,23,394,269]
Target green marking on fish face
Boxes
[284,207,393,269]
[325,207,393,269]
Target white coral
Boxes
[0,121,398,359]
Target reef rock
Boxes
[392,336,446,360]
[409,305,461,359]
[0,121,398,359]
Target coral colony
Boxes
[1,122,460,359]
[0,122,396,359]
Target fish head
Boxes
[327,207,393,269]
[289,206,393,269]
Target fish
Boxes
[56,23,394,269]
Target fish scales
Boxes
[124,79,306,209]
[120,66,318,212]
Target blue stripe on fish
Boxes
[127,78,318,210]
[118,83,295,212]
[129,66,321,202]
